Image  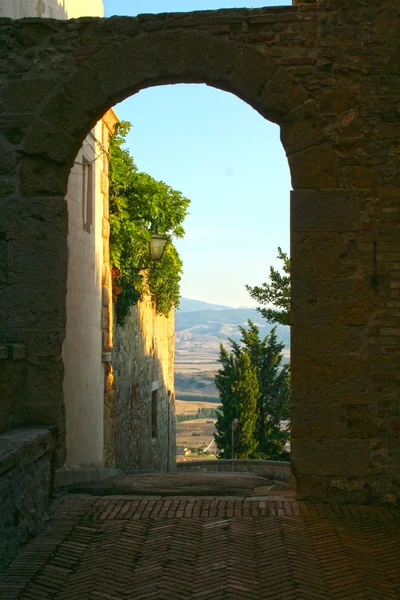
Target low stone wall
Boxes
[0,427,55,570]
[177,459,291,482]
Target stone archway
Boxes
[1,2,399,504]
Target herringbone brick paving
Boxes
[1,494,399,600]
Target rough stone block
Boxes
[291,404,342,438]
[291,352,369,401]
[258,67,308,123]
[7,234,67,286]
[5,283,66,330]
[91,39,158,101]
[342,403,377,439]
[3,78,56,113]
[20,156,69,197]
[291,439,370,476]
[291,278,377,326]
[26,357,64,407]
[24,402,64,427]
[280,101,325,155]
[291,323,367,355]
[4,196,67,238]
[40,92,92,145]
[24,118,81,165]
[6,329,63,359]
[291,231,359,279]
[204,34,244,83]
[289,143,338,189]
[291,190,361,232]
[64,61,112,114]
[229,45,278,105]
[0,427,55,569]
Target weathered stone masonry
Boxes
[112,295,176,473]
[0,0,399,504]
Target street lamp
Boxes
[149,234,169,261]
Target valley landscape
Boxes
[174,298,290,459]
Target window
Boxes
[82,156,93,232]
[151,389,158,440]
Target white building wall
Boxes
[0,0,104,19]
[62,124,105,468]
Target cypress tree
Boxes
[238,321,290,460]
[214,345,259,459]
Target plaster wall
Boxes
[0,0,104,19]
[61,122,105,468]
[112,294,176,472]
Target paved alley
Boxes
[1,490,399,600]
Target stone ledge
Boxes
[54,466,124,487]
[177,459,291,482]
[0,426,55,477]
[0,427,56,570]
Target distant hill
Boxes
[178,298,232,312]
[174,298,290,400]
[175,298,290,364]
[174,298,290,401]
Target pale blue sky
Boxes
[104,1,292,307]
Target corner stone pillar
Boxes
[290,189,397,504]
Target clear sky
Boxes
[103,1,292,307]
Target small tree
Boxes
[214,346,259,459]
[247,323,290,460]
[224,321,290,461]
[246,247,290,326]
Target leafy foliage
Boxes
[246,247,291,326]
[214,347,259,459]
[214,321,290,461]
[109,121,190,324]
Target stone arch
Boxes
[21,27,326,471]
[10,14,380,503]
[19,24,337,472]
[21,28,327,197]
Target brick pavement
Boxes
[0,494,399,600]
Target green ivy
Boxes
[109,121,190,325]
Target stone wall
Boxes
[111,293,176,472]
[0,427,55,570]
[0,0,399,504]
[177,459,290,482]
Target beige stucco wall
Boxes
[62,123,105,468]
[0,0,104,19]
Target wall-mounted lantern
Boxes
[149,234,169,261]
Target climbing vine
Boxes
[108,121,190,325]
